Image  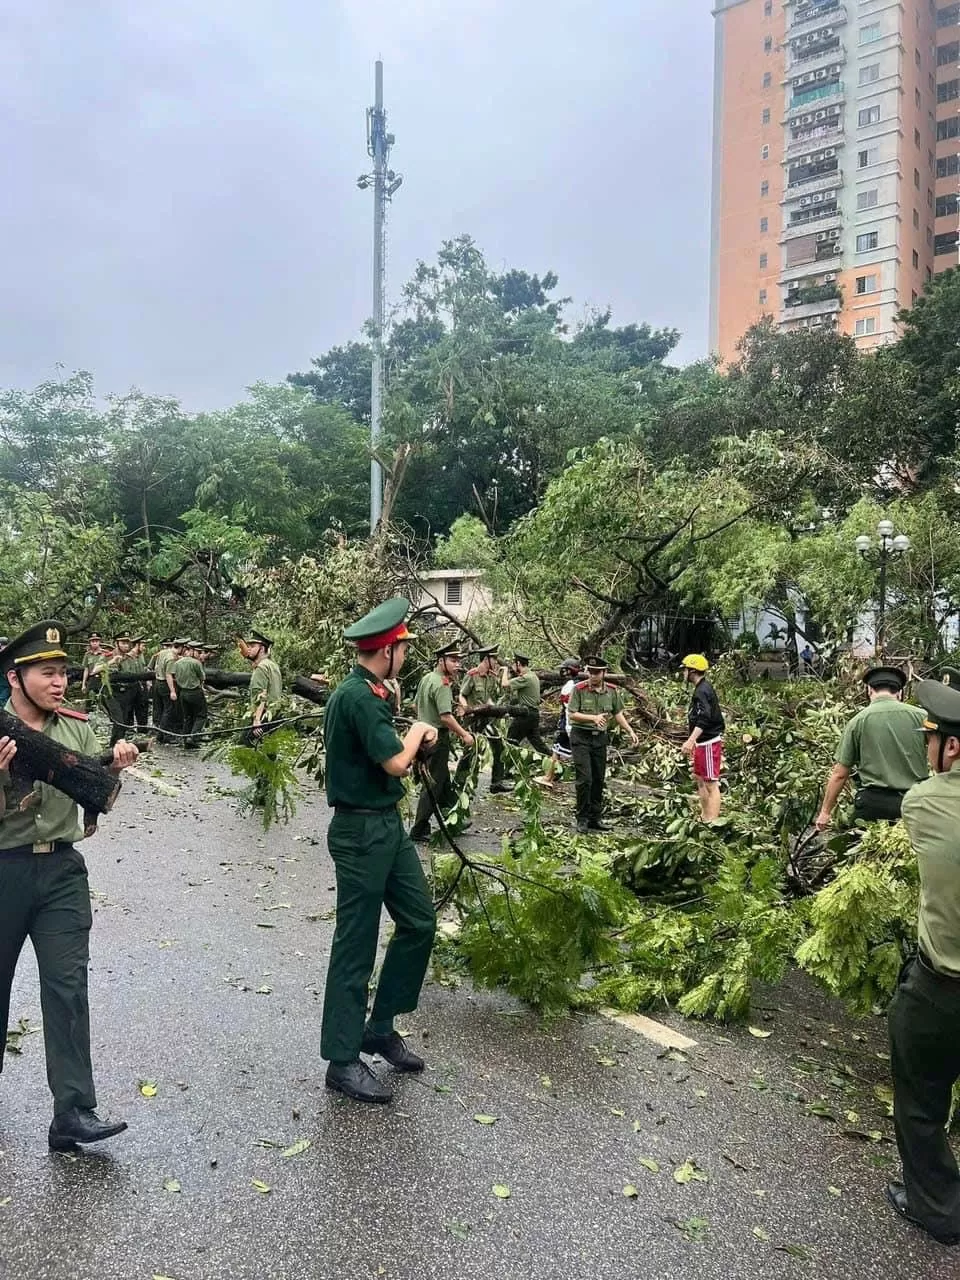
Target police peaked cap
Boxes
[435,640,463,660]
[584,658,609,671]
[916,679,960,738]
[476,645,500,659]
[88,632,101,641]
[0,621,69,672]
[936,666,960,690]
[560,656,582,671]
[862,665,907,692]
[171,637,190,646]
[114,632,133,644]
[249,629,274,649]
[343,597,415,652]
[513,653,530,666]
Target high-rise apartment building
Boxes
[710,0,960,364]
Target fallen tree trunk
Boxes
[0,709,122,817]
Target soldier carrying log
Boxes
[0,621,139,1151]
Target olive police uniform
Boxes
[166,646,207,747]
[80,636,104,706]
[0,623,126,1145]
[156,640,187,742]
[410,644,461,837]
[836,667,928,820]
[102,636,144,747]
[131,639,150,732]
[247,630,283,729]
[886,678,960,1245]
[568,666,626,830]
[321,600,436,1071]
[504,656,550,757]
[457,645,506,791]
[151,640,176,735]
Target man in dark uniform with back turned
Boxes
[321,598,439,1104]
[815,666,928,829]
[885,676,960,1247]
[0,621,138,1149]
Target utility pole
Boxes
[359,60,402,534]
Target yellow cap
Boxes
[680,654,710,673]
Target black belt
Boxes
[333,805,396,815]
[918,947,960,981]
[0,841,74,856]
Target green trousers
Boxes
[413,733,453,832]
[889,955,960,1239]
[571,730,608,825]
[321,808,436,1063]
[0,848,97,1115]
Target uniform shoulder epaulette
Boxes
[441,677,450,686]
[367,681,390,700]
[574,680,590,690]
[56,706,89,721]
[467,666,481,676]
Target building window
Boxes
[761,180,769,196]
[913,249,920,268]
[858,105,881,127]
[912,290,918,305]
[759,289,768,304]
[937,154,960,178]
[914,128,921,147]
[762,108,771,125]
[927,226,934,246]
[855,274,878,294]
[937,193,960,218]
[915,88,922,108]
[913,208,921,228]
[855,317,877,336]
[938,41,959,67]
[930,150,936,173]
[939,79,960,104]
[444,579,463,606]
[760,217,769,233]
[859,63,880,85]
[914,167,921,188]
[856,231,879,251]
[859,23,881,44]
[928,266,934,281]
[759,253,768,269]
[761,144,770,159]
[763,72,772,88]
[857,148,877,169]
[764,0,772,14]
[935,231,960,256]
[928,188,934,209]
[857,189,879,210]
[938,118,960,142]
[764,35,772,53]
[938,4,960,30]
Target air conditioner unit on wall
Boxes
[824,272,837,281]
[831,243,842,255]
[829,228,841,239]
[824,148,835,158]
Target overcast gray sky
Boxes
[0,0,714,410]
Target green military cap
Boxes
[435,640,463,660]
[171,637,189,646]
[475,644,499,659]
[186,639,204,649]
[916,679,960,737]
[584,658,609,671]
[862,665,907,693]
[88,632,101,641]
[0,620,69,671]
[249,629,274,648]
[343,597,415,652]
[160,636,173,645]
[114,632,133,644]
[513,652,530,666]
[936,666,960,690]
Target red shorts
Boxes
[693,738,723,781]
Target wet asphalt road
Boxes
[1,751,957,1280]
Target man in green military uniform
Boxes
[166,641,207,748]
[500,652,551,761]
[154,638,185,742]
[885,677,960,1246]
[0,621,138,1149]
[79,632,103,706]
[130,637,151,733]
[101,633,145,747]
[568,659,638,833]
[243,630,283,739]
[456,645,509,794]
[815,666,928,829]
[409,641,475,843]
[321,598,439,1103]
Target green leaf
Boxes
[281,1138,312,1158]
[162,1178,181,1194]
[638,1158,660,1173]
[827,1185,842,1197]
[752,1225,770,1241]
[748,1026,772,1039]
[622,1184,639,1198]
[777,1243,813,1260]
[492,1184,511,1199]
[673,1160,708,1185]
[250,1179,272,1194]
[472,1114,498,1126]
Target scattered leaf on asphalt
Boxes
[492,1184,511,1199]
[163,1178,181,1194]
[638,1158,660,1173]
[254,1138,284,1148]
[251,1179,272,1194]
[281,1138,312,1158]
[0,1197,10,1208]
[674,1216,710,1242]
[632,1120,643,1132]
[472,1115,497,1126]
[255,922,276,929]
[777,1243,813,1261]
[805,1101,833,1119]
[873,1084,894,1117]
[673,1160,708,1185]
[153,1275,177,1280]
[665,1049,687,1063]
[540,1075,552,1089]
[721,1152,749,1171]
[827,1185,842,1197]
[622,1185,638,1198]
[598,1056,616,1067]
[609,1107,625,1117]
[139,1081,158,1098]
[447,1220,471,1240]
[748,1027,772,1039]
[844,1110,860,1125]
[752,1226,770,1241]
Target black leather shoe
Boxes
[886,1182,960,1246]
[576,821,589,834]
[48,1107,128,1151]
[409,825,430,842]
[361,1029,425,1073]
[325,1059,393,1104]
[489,783,513,794]
[588,821,611,832]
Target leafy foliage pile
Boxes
[435,676,921,1023]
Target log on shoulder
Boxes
[0,709,121,816]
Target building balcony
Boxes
[788,41,844,74]
[786,82,844,118]
[783,283,842,311]
[789,2,846,33]
[781,212,842,241]
[785,168,842,198]
[786,126,844,159]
